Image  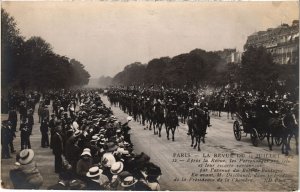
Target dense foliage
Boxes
[112,49,229,88]
[112,46,298,93]
[238,46,298,93]
[1,8,90,92]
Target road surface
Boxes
[1,104,59,189]
[101,95,298,191]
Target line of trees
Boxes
[112,47,298,93]
[1,8,90,92]
[112,49,229,88]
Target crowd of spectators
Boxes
[3,89,162,190]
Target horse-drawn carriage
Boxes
[233,110,282,147]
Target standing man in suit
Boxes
[20,118,31,150]
[40,119,49,148]
[52,125,64,173]
[49,114,56,149]
[27,109,34,135]
[8,107,18,133]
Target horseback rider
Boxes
[187,103,198,135]
[165,108,179,141]
[199,97,211,127]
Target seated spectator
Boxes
[9,149,43,189]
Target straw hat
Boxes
[110,161,124,175]
[19,149,34,165]
[127,116,133,121]
[121,176,138,187]
[91,135,100,142]
[74,130,81,137]
[117,147,129,155]
[99,138,106,145]
[102,153,116,168]
[116,129,122,134]
[99,129,106,134]
[86,166,103,178]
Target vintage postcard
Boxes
[1,1,299,191]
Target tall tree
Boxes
[1,9,91,91]
[70,59,90,86]
[1,8,24,89]
[240,46,277,91]
[113,62,146,86]
[21,36,54,90]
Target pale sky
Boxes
[2,1,299,78]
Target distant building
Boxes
[215,48,242,64]
[244,20,299,65]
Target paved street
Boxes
[101,95,298,191]
[1,104,59,189]
[1,95,298,190]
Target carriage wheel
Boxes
[275,137,283,146]
[251,128,258,147]
[258,132,266,141]
[233,121,241,141]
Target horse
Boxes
[265,116,287,153]
[165,111,178,141]
[187,111,207,151]
[226,95,237,120]
[283,105,299,155]
[258,107,287,153]
[178,102,189,124]
[153,104,165,137]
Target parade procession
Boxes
[1,2,299,191]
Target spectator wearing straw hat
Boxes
[85,166,109,190]
[100,152,116,181]
[120,175,140,191]
[89,135,101,164]
[109,161,124,189]
[9,149,43,189]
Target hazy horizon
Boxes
[3,1,298,78]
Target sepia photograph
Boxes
[1,1,299,191]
